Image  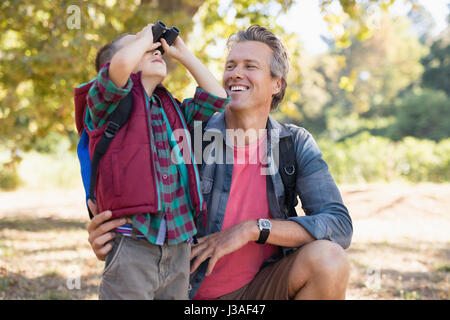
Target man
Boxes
[87,25,352,300]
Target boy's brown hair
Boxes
[95,33,134,72]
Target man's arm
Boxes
[190,127,352,276]
[287,127,353,250]
[257,219,315,247]
[190,219,315,276]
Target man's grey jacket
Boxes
[189,113,353,299]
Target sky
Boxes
[278,0,449,55]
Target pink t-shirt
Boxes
[194,133,278,300]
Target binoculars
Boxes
[152,21,180,55]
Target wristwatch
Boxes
[256,219,272,244]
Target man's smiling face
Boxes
[223,41,282,113]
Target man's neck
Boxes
[224,107,270,146]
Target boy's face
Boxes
[117,35,167,80]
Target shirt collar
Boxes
[204,112,291,148]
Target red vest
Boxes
[74,73,206,221]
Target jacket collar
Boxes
[204,112,291,148]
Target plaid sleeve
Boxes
[180,86,230,131]
[86,62,133,129]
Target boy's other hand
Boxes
[160,36,189,62]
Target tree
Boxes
[300,12,428,142]
[0,0,205,155]
[276,0,427,137]
[388,88,450,141]
[332,13,426,114]
[407,3,436,44]
[0,1,299,152]
[421,39,450,96]
[319,0,420,48]
[0,0,424,186]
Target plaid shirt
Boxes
[86,63,229,245]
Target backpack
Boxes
[76,90,133,219]
[76,98,298,219]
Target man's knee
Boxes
[288,240,350,299]
[295,240,350,280]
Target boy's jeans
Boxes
[99,233,190,299]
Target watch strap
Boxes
[256,220,270,244]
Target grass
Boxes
[17,151,82,190]
[0,183,449,300]
[436,265,450,273]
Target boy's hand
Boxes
[109,23,161,88]
[162,32,227,99]
[136,23,155,45]
[160,36,190,62]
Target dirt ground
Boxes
[0,183,449,300]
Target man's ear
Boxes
[272,77,284,96]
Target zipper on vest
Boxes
[143,90,163,212]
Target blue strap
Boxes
[76,129,92,216]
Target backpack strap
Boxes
[189,120,209,244]
[278,131,298,217]
[190,121,210,171]
[88,93,134,217]
[188,120,298,223]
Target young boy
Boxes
[77,23,229,299]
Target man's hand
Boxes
[87,199,126,261]
[190,220,258,276]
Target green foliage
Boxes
[280,10,428,138]
[328,13,427,115]
[319,0,420,47]
[0,167,21,191]
[0,0,205,155]
[0,0,421,156]
[421,39,450,95]
[398,137,450,182]
[1,0,448,187]
[387,88,450,141]
[319,132,450,184]
[0,0,297,155]
[319,132,393,183]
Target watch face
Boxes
[259,219,271,229]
